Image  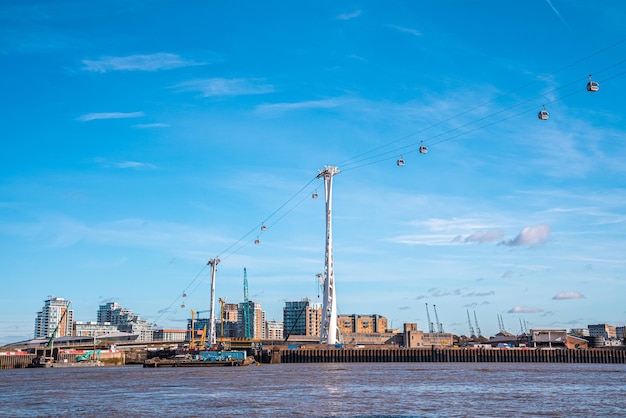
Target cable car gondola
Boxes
[538,105,549,120]
[419,141,428,154]
[586,74,599,92]
[254,237,260,245]
[261,223,267,231]
[312,190,318,199]
[397,156,405,166]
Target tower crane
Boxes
[243,268,251,339]
[467,310,476,338]
[433,304,444,333]
[425,303,434,333]
[474,311,482,338]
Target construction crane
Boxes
[474,311,482,337]
[189,309,196,349]
[433,304,444,333]
[425,303,434,333]
[466,310,476,338]
[243,268,251,339]
[498,314,506,333]
[218,297,227,339]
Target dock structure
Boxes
[269,347,626,364]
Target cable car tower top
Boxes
[317,166,341,345]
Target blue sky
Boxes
[1,1,626,345]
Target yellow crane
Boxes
[199,325,207,348]
[189,309,196,349]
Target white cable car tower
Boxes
[207,258,220,347]
[317,166,341,345]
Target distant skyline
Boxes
[2,1,626,345]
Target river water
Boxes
[1,363,625,417]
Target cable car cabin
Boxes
[261,224,267,231]
[586,80,599,92]
[312,191,318,199]
[397,157,405,167]
[254,238,260,245]
[538,109,549,120]
[419,144,428,154]
[587,74,599,92]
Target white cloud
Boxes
[94,158,155,169]
[553,291,584,300]
[500,224,551,246]
[463,229,505,244]
[386,24,421,37]
[175,78,273,97]
[337,10,361,20]
[508,306,543,313]
[82,53,203,72]
[78,112,145,121]
[256,98,346,114]
[132,123,170,129]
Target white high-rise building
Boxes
[96,302,153,341]
[34,297,74,339]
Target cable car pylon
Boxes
[317,166,341,345]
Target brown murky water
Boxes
[1,363,625,417]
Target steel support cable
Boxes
[341,85,602,173]
[340,59,626,171]
[216,175,319,259]
[339,77,585,170]
[336,39,626,169]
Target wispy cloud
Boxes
[132,123,170,129]
[545,0,572,32]
[500,224,551,247]
[508,306,543,314]
[174,78,274,97]
[256,98,345,114]
[82,53,204,72]
[337,10,361,20]
[94,158,156,169]
[553,291,584,300]
[78,112,145,122]
[464,291,495,297]
[458,229,505,244]
[386,24,421,37]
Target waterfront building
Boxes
[337,314,388,334]
[34,297,74,339]
[237,301,265,339]
[588,324,617,340]
[403,323,425,348]
[153,329,187,343]
[265,320,284,341]
[283,299,322,338]
[570,328,590,337]
[96,302,153,342]
[531,329,568,348]
[73,321,118,338]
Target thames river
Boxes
[1,363,625,417]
